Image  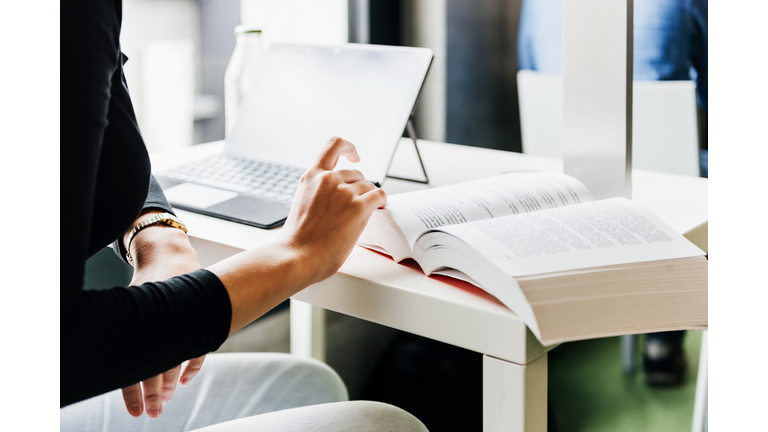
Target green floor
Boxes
[549,332,702,432]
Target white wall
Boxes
[120,0,201,152]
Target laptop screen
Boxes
[226,43,433,184]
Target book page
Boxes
[382,172,593,250]
[438,198,705,277]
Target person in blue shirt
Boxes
[517,0,708,385]
[518,0,708,177]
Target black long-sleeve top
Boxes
[61,0,232,407]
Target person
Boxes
[60,1,428,430]
[517,0,708,384]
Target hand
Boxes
[120,210,205,418]
[121,357,206,418]
[207,137,387,335]
[280,137,387,285]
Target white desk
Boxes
[152,139,708,432]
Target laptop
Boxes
[155,42,433,229]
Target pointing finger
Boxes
[315,137,360,171]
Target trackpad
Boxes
[207,195,291,227]
[164,183,238,209]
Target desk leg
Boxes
[483,354,547,432]
[289,299,326,362]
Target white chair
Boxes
[517,69,700,177]
[140,39,196,153]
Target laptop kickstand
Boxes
[386,118,430,185]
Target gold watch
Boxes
[126,212,188,264]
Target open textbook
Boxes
[358,172,707,346]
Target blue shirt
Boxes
[517,0,708,109]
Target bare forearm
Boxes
[206,240,316,335]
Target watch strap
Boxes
[126,212,188,264]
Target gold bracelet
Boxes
[125,212,188,264]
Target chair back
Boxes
[517,69,700,177]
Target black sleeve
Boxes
[61,270,231,407]
[112,175,177,264]
[61,0,232,408]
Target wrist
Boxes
[122,210,168,251]
[130,225,199,270]
[123,210,190,265]
[275,237,330,288]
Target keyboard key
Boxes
[161,155,306,198]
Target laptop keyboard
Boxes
[160,155,305,203]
